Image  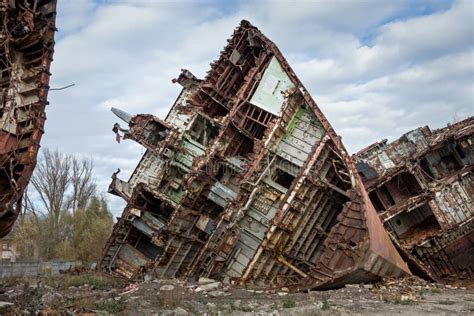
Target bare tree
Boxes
[29,149,71,225]
[69,157,96,213]
[20,149,99,259]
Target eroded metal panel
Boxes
[250,56,295,116]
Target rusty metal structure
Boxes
[355,117,473,281]
[99,20,410,290]
[0,0,56,238]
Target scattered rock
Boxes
[345,284,360,289]
[174,306,188,315]
[144,273,153,282]
[198,277,216,285]
[41,292,63,306]
[363,284,374,289]
[208,290,228,297]
[195,282,221,292]
[0,302,14,314]
[160,284,175,291]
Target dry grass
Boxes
[157,288,184,308]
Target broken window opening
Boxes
[188,90,230,119]
[128,227,163,261]
[421,144,464,179]
[193,197,225,220]
[142,121,169,145]
[134,188,174,220]
[377,172,423,206]
[223,126,255,157]
[188,114,219,146]
[399,172,422,195]
[215,164,241,192]
[272,168,296,189]
[386,203,441,247]
[233,103,275,139]
[369,190,385,212]
[454,143,466,159]
[377,185,395,208]
[420,157,435,179]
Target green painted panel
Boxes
[250,56,295,115]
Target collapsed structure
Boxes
[0,0,56,237]
[355,117,473,281]
[99,20,410,290]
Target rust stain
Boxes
[98,20,410,290]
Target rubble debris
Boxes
[0,0,57,237]
[98,20,410,291]
[1,273,473,314]
[355,116,474,281]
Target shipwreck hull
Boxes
[99,20,409,290]
[0,0,57,237]
[355,117,474,280]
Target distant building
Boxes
[0,230,18,262]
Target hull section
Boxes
[99,20,410,290]
[0,0,57,237]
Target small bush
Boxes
[438,300,455,305]
[282,297,296,308]
[240,305,253,312]
[392,296,416,305]
[321,298,331,310]
[95,299,127,314]
[383,295,416,305]
[431,288,442,294]
[60,273,126,289]
[418,289,427,297]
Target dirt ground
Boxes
[0,272,473,315]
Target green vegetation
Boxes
[438,300,455,305]
[95,299,127,314]
[282,297,296,308]
[321,298,331,310]
[393,296,416,305]
[61,274,126,290]
[418,289,427,297]
[383,295,416,305]
[431,288,442,294]
[240,305,253,312]
[14,149,113,263]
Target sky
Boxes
[44,0,474,216]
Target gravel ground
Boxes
[0,273,473,315]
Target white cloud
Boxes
[43,0,473,216]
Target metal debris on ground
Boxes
[98,20,410,291]
[0,0,57,237]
